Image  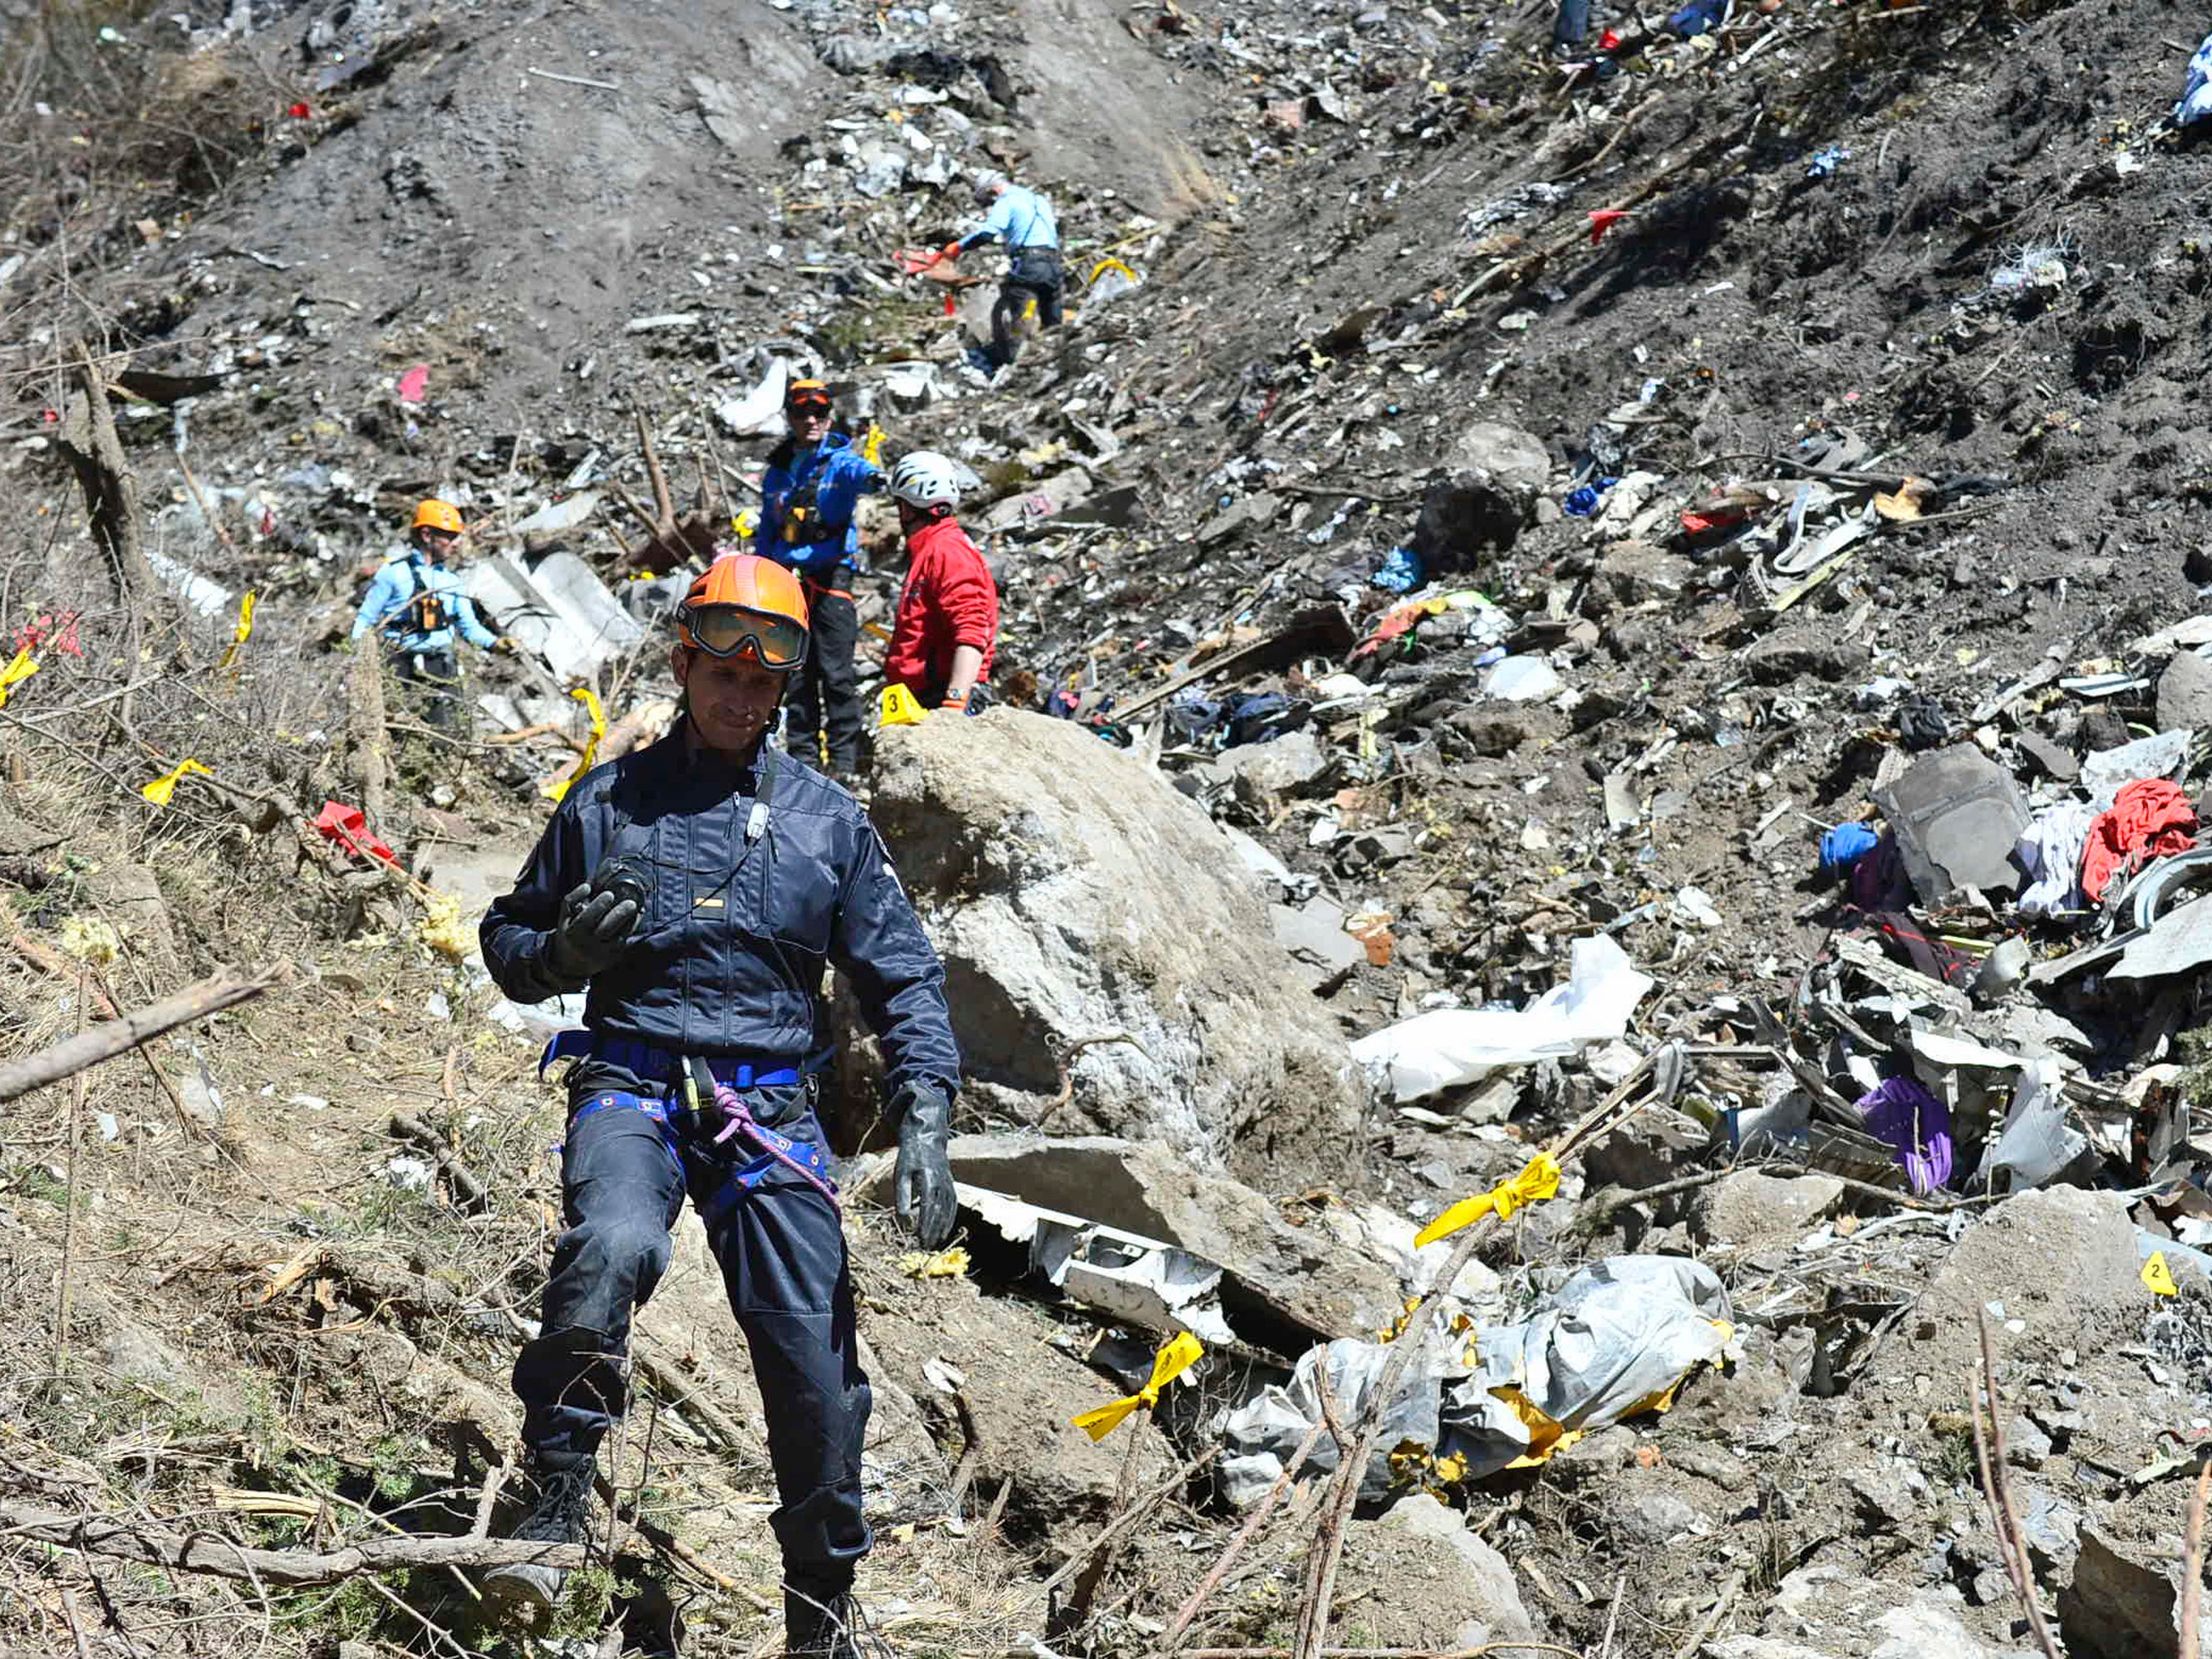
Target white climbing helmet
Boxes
[888,450,964,510]
[971,169,1008,204]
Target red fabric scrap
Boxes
[1679,507,1744,537]
[2082,778,2197,903]
[1598,27,1622,47]
[315,800,399,869]
[16,611,82,658]
[1349,598,1441,662]
[1588,209,1630,244]
[396,365,430,405]
[288,101,312,119]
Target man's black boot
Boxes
[483,1453,596,1612]
[785,1583,887,1659]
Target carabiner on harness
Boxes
[682,1056,838,1207]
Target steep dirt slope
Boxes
[7,0,2212,1654]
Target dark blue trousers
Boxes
[513,1087,872,1588]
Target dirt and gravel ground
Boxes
[4,0,2212,1654]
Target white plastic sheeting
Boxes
[1349,935,1654,1102]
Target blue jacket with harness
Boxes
[760,433,880,576]
[350,550,499,655]
[479,728,961,1103]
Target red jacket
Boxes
[885,515,999,699]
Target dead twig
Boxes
[390,1112,490,1212]
[2183,1460,2211,1659]
[1292,1050,1682,1659]
[1969,1310,2063,1659]
[1040,1446,1219,1600]
[0,964,289,1105]
[0,1499,588,1586]
[1158,1413,1332,1655]
[1049,1031,1152,1115]
[59,1587,91,1659]
[51,955,90,1372]
[1668,1568,1743,1659]
[632,1347,751,1451]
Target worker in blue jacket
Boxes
[348,498,515,728]
[949,171,1063,371]
[760,379,880,781]
[478,552,959,1659]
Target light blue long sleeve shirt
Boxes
[350,552,499,654]
[958,185,1059,253]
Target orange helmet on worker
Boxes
[676,551,810,669]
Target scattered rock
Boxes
[1412,472,1525,571]
[1448,701,1563,755]
[2156,649,2212,730]
[1273,895,1365,984]
[2015,730,2081,783]
[866,1131,1424,1337]
[1215,728,1327,793]
[1446,421,1551,496]
[1325,1493,1537,1651]
[869,712,1368,1185]
[1693,1171,1846,1251]
[1601,540,1696,603]
[2059,1524,2189,1659]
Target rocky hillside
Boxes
[3,0,2212,1655]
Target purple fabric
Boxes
[1855,1075,1954,1194]
[1846,828,1913,911]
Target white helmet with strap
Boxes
[888,450,964,510]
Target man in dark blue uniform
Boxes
[479,552,959,1658]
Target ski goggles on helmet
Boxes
[681,602,809,670]
[785,380,832,414]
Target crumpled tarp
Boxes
[1216,1256,1733,1505]
[2082,778,2197,905]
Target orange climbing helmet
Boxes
[784,377,832,413]
[411,498,465,536]
[676,552,810,669]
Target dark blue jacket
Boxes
[479,729,960,1097]
[760,432,879,575]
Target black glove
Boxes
[547,881,640,983]
[892,1081,956,1249]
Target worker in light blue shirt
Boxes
[950,172,1064,371]
[349,498,515,729]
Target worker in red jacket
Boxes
[882,452,1000,712]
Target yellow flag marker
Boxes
[140,758,213,807]
[1070,1331,1203,1442]
[219,591,257,669]
[878,683,927,728]
[0,647,38,709]
[862,423,887,467]
[1415,1152,1562,1249]
[2143,1251,2179,1298]
[543,688,608,803]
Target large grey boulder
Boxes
[868,711,1367,1185]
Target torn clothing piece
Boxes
[2014,799,2095,917]
[2082,778,2198,905]
[1853,1074,1954,1195]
